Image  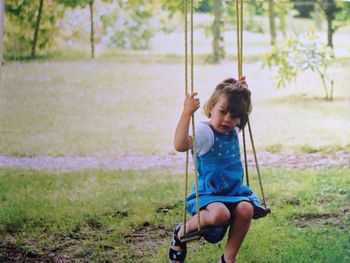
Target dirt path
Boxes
[0,151,349,172]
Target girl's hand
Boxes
[183,92,200,116]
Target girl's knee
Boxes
[235,202,254,221]
[214,208,231,224]
[207,203,231,225]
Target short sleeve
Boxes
[189,122,214,156]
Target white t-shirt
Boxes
[189,121,240,156]
[189,122,214,156]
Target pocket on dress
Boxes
[206,171,234,194]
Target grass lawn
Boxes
[1,58,350,157]
[2,16,350,157]
[0,167,349,262]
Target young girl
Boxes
[169,77,269,263]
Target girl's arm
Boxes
[174,92,200,152]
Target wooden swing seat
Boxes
[180,223,230,243]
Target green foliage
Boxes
[91,0,162,50]
[4,0,63,59]
[291,0,314,18]
[332,0,350,30]
[102,2,154,50]
[291,0,350,22]
[196,0,211,13]
[265,31,335,100]
[274,1,293,34]
[318,0,350,47]
[247,0,265,16]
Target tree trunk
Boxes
[324,0,335,48]
[0,0,4,82]
[314,0,322,31]
[89,1,95,59]
[210,0,224,63]
[326,14,333,48]
[31,0,44,58]
[268,0,276,46]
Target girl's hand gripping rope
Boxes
[182,92,200,117]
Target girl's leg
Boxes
[179,202,231,236]
[171,202,231,261]
[221,201,254,263]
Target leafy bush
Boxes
[265,31,335,100]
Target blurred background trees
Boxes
[2,0,350,61]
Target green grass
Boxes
[0,167,349,262]
[1,58,350,157]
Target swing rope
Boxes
[183,0,201,235]
[236,0,250,186]
[236,0,268,208]
[247,121,268,207]
[183,0,189,236]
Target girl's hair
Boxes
[203,78,252,129]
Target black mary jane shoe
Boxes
[169,223,187,262]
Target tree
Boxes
[0,0,4,81]
[210,0,224,63]
[56,0,97,58]
[291,0,314,18]
[266,0,292,45]
[59,0,156,56]
[201,0,291,61]
[268,0,277,46]
[318,0,350,48]
[291,0,350,48]
[158,0,225,63]
[5,0,62,59]
[88,1,95,58]
[314,0,323,30]
[265,31,335,100]
[100,0,155,50]
[323,0,336,48]
[31,0,44,58]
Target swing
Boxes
[179,0,271,244]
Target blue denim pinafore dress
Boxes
[186,124,264,243]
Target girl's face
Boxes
[209,95,240,134]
